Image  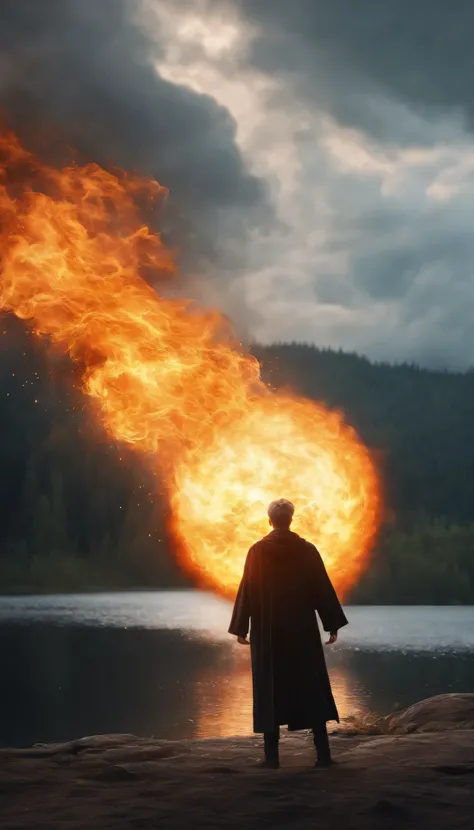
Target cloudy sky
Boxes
[1,0,474,368]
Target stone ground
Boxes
[2,694,474,829]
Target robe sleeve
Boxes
[309,544,348,633]
[228,548,253,638]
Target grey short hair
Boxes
[267,499,295,525]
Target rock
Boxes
[366,798,410,818]
[91,763,139,782]
[2,697,474,829]
[388,694,474,734]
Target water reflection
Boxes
[194,652,253,738]
[2,595,474,747]
[1,624,372,746]
[327,664,369,720]
[1,625,214,746]
[194,650,368,738]
[0,591,233,639]
[2,594,474,652]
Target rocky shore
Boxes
[2,694,474,829]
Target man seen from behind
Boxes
[229,499,348,769]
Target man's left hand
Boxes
[237,635,250,646]
[326,632,338,645]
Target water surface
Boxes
[2,592,474,747]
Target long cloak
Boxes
[229,529,348,733]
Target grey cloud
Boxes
[0,0,269,271]
[225,0,474,368]
[246,121,474,368]
[2,0,473,370]
[238,0,474,142]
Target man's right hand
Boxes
[237,636,250,646]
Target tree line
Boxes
[1,317,473,602]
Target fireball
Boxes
[0,126,381,598]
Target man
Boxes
[229,499,348,769]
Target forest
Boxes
[1,316,473,603]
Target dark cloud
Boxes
[205,0,474,369]
[0,0,269,270]
[1,0,473,369]
[239,0,474,141]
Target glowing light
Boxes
[0,126,381,598]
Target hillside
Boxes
[1,316,473,602]
[255,343,474,528]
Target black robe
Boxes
[229,529,348,733]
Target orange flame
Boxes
[0,127,381,598]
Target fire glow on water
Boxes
[0,126,381,598]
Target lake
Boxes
[1,592,474,748]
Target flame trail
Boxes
[0,127,381,598]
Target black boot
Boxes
[313,723,332,768]
[262,730,280,769]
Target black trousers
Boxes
[264,723,331,761]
